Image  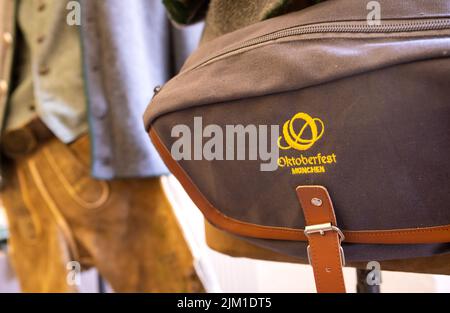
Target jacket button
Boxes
[0,80,8,94]
[38,66,50,76]
[101,157,111,166]
[3,32,13,45]
[38,3,46,11]
[37,35,46,44]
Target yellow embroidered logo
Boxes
[278,112,324,151]
[277,112,337,175]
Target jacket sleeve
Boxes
[162,0,210,25]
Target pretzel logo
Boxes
[278,112,324,151]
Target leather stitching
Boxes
[331,234,345,291]
[150,129,450,244]
[27,158,80,262]
[43,146,110,210]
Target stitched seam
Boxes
[326,203,334,225]
[151,130,450,242]
[43,147,110,210]
[15,166,43,242]
[28,159,80,262]
[348,228,450,236]
[303,205,312,226]
[308,221,345,292]
[331,235,345,291]
[309,236,322,291]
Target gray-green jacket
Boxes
[0,0,202,180]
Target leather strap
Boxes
[150,128,450,244]
[296,185,346,293]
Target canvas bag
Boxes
[144,0,450,292]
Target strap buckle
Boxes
[304,223,346,266]
[304,222,345,241]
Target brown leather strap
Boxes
[150,128,450,245]
[296,185,346,293]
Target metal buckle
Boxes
[304,223,345,241]
[304,223,346,267]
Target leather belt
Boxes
[296,185,346,293]
[1,118,54,159]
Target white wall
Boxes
[160,175,450,293]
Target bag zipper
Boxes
[188,19,450,71]
[153,18,450,98]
